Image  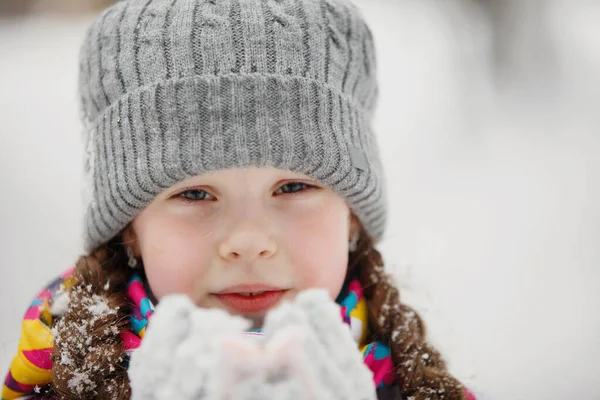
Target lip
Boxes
[213,289,289,314]
[215,284,284,295]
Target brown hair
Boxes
[50,226,467,399]
[350,224,467,399]
[50,235,133,399]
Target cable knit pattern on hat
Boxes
[78,0,386,252]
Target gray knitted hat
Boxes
[79,0,386,253]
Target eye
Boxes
[175,182,317,204]
[274,182,314,195]
[178,189,214,203]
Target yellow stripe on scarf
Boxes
[2,302,54,399]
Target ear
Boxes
[122,224,141,257]
[348,213,360,239]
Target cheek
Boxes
[134,216,213,301]
[287,202,349,299]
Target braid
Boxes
[349,225,467,400]
[50,236,132,399]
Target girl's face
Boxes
[125,167,359,327]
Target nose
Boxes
[219,229,276,262]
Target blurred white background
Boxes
[1,0,599,399]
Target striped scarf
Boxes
[121,272,396,389]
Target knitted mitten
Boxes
[128,290,377,400]
[261,289,378,400]
[128,294,252,399]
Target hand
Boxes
[191,289,378,400]
[261,289,378,400]
[127,294,254,400]
[127,290,378,400]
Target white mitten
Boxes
[128,291,378,400]
[262,289,378,400]
[127,294,254,400]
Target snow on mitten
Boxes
[262,289,378,400]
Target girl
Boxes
[2,0,476,399]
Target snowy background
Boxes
[1,0,599,399]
